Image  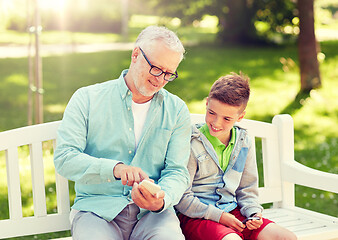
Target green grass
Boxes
[0,15,217,46]
[0,30,123,45]
[0,32,337,238]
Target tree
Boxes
[217,0,258,44]
[297,0,321,92]
[219,0,296,44]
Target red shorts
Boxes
[178,208,274,240]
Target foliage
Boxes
[147,0,297,44]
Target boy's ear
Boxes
[237,111,246,122]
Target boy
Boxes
[175,73,297,240]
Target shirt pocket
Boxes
[196,151,219,177]
[143,128,172,160]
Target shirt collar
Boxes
[118,69,130,100]
[118,69,164,104]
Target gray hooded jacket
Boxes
[175,123,263,223]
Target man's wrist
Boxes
[113,162,124,180]
[152,200,165,213]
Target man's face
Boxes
[205,98,245,144]
[131,41,182,99]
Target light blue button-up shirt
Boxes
[54,70,191,221]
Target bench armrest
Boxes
[282,160,338,193]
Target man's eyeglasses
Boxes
[139,47,178,82]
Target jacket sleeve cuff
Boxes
[241,206,263,218]
[204,204,224,223]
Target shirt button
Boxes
[128,92,131,95]
[129,150,132,154]
[128,107,130,111]
[129,128,132,131]
[107,179,111,182]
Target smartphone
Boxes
[242,216,260,224]
[139,179,161,195]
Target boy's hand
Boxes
[245,213,263,230]
[113,163,149,186]
[219,212,246,232]
[131,182,165,212]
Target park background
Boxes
[0,0,337,239]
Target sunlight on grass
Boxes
[45,104,66,114]
[0,30,122,46]
[187,99,206,114]
[129,15,161,28]
[5,74,27,86]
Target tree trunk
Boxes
[297,0,321,92]
[218,0,257,44]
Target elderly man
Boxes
[54,26,191,240]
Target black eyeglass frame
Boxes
[139,47,178,82]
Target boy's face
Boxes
[205,98,245,144]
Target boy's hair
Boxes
[208,72,250,112]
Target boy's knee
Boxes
[257,223,297,240]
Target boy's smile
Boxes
[205,98,245,145]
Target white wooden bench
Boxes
[0,114,337,239]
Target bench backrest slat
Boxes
[30,142,47,217]
[6,147,23,220]
[55,172,71,214]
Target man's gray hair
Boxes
[135,26,185,60]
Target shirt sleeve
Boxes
[157,103,192,211]
[175,152,224,223]
[53,88,121,184]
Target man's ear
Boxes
[131,47,139,62]
[237,110,246,122]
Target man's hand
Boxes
[244,213,263,230]
[219,212,246,232]
[131,182,165,212]
[113,163,149,186]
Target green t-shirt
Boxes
[200,124,236,171]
